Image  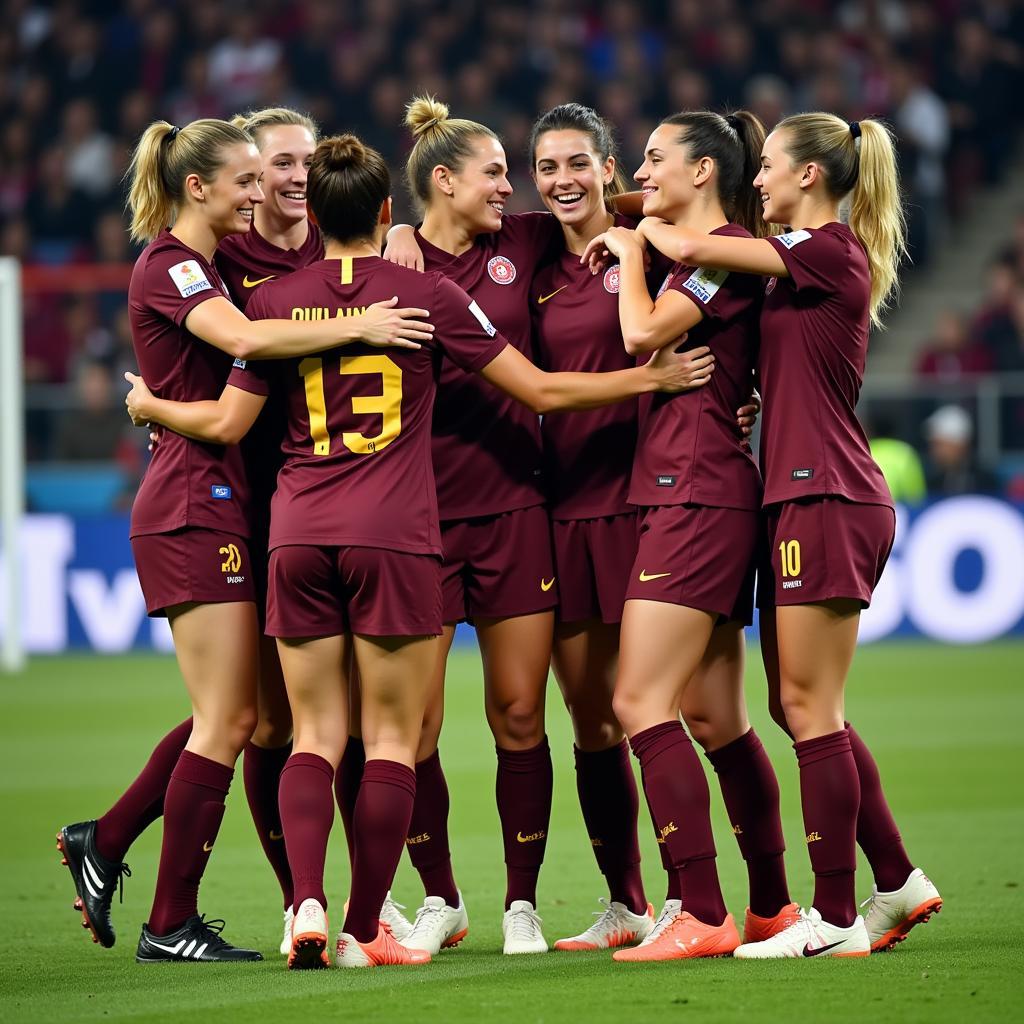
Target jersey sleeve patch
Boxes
[468,300,497,337]
[682,267,729,304]
[776,229,812,249]
[168,261,213,298]
[232,358,247,369]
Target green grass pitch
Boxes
[1,642,1021,1023]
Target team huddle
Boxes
[56,94,942,969]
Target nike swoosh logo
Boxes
[242,274,274,288]
[540,577,556,592]
[269,830,284,841]
[802,940,845,957]
[638,570,671,582]
[516,831,545,843]
[202,841,214,852]
[537,286,568,304]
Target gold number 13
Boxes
[778,539,801,578]
[298,354,402,456]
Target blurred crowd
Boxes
[2,0,1023,500]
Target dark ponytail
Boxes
[307,134,390,243]
[661,109,769,238]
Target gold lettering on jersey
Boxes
[219,543,241,573]
[290,305,369,320]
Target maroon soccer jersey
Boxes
[228,255,508,554]
[127,230,249,538]
[216,222,324,310]
[760,222,892,507]
[628,224,762,511]
[417,211,561,519]
[216,223,324,525]
[531,217,639,520]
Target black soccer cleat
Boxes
[57,820,131,949]
[136,915,264,963]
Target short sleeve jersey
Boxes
[127,230,249,539]
[629,224,762,511]
[216,223,325,527]
[417,211,561,520]
[760,222,892,507]
[228,256,508,554]
[531,214,641,520]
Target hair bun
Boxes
[320,134,365,168]
[405,95,449,136]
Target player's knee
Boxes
[767,693,793,737]
[250,713,292,748]
[494,696,544,745]
[682,712,715,750]
[611,686,644,736]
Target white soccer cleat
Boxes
[553,898,655,951]
[287,898,329,970]
[733,906,869,959]
[279,906,294,956]
[636,899,682,947]
[502,900,548,954]
[379,891,413,943]
[402,893,469,955]
[862,868,942,952]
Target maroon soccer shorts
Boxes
[266,544,442,638]
[552,512,638,625]
[440,504,557,624]
[757,497,896,609]
[624,504,759,624]
[132,528,256,616]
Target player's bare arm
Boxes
[183,294,433,360]
[477,341,713,415]
[124,372,266,446]
[634,218,788,278]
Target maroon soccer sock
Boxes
[630,721,726,926]
[343,760,417,943]
[794,729,860,928]
[147,750,232,936]
[496,738,553,910]
[335,736,365,866]
[94,717,192,862]
[705,729,791,917]
[405,750,459,907]
[574,742,646,914]
[278,752,334,911]
[639,762,682,902]
[846,722,915,892]
[243,740,294,909]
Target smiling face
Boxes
[753,129,804,225]
[445,134,512,235]
[255,123,316,230]
[195,141,264,238]
[532,128,613,230]
[634,123,698,222]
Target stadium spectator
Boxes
[52,359,134,463]
[867,416,927,505]
[60,98,116,199]
[924,404,1001,495]
[915,310,993,380]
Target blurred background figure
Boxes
[924,405,1000,496]
[867,415,927,505]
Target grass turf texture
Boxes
[1,643,1021,1023]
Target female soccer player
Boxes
[125,131,709,968]
[580,110,788,962]
[57,116,430,962]
[528,105,786,955]
[596,114,942,959]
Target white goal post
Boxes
[0,257,25,672]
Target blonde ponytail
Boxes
[404,95,497,212]
[777,112,907,329]
[125,118,254,243]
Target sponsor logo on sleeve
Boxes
[776,229,812,249]
[487,255,517,285]
[168,261,213,298]
[232,358,247,369]
[468,300,497,336]
[682,267,729,304]
[603,264,621,294]
[211,485,232,500]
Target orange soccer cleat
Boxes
[612,909,740,962]
[334,922,432,968]
[743,902,802,944]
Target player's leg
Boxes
[135,599,263,963]
[681,622,796,940]
[335,632,438,967]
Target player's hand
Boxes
[359,296,433,349]
[736,388,761,438]
[580,227,642,274]
[383,225,425,271]
[645,341,714,393]
[124,371,154,425]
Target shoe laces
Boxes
[409,901,445,936]
[588,898,625,933]
[115,862,131,905]
[197,915,230,950]
[507,905,542,941]
[645,901,682,943]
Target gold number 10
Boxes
[298,354,403,456]
[778,539,801,578]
